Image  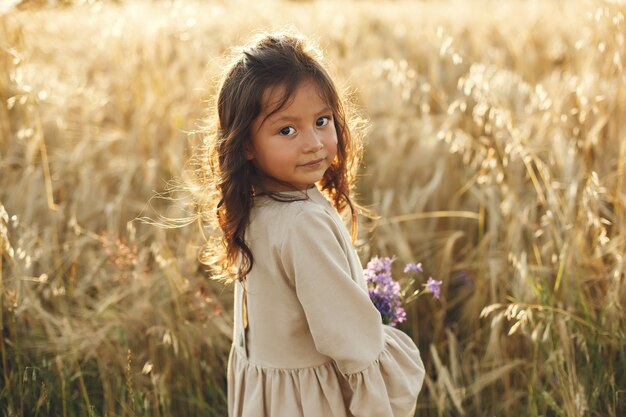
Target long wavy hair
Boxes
[198,32,365,282]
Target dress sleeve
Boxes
[280,207,425,417]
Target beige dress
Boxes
[227,186,425,417]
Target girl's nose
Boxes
[303,130,324,152]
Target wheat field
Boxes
[1,0,625,416]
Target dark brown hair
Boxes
[201,31,364,281]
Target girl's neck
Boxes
[255,178,316,194]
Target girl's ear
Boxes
[244,145,255,160]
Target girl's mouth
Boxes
[301,158,325,167]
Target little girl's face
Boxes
[247,80,338,191]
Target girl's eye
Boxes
[316,116,331,127]
[279,126,296,136]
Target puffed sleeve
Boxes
[280,206,425,417]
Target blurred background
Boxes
[1,0,625,416]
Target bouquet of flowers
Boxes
[364,256,442,327]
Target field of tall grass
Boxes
[1,0,625,416]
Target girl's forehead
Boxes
[260,80,329,114]
[260,84,289,110]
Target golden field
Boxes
[1,0,625,416]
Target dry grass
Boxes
[1,0,625,416]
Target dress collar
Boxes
[255,185,329,206]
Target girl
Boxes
[204,32,425,417]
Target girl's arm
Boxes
[281,206,425,417]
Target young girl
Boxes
[204,32,425,417]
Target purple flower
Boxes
[404,260,442,300]
[366,256,392,274]
[364,257,406,327]
[365,256,442,326]
[403,262,423,273]
[425,277,443,299]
